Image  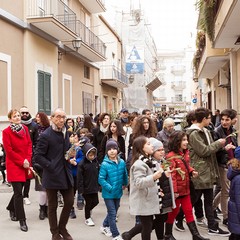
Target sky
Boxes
[104,0,199,51]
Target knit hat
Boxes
[106,138,119,152]
[149,137,163,153]
[234,146,240,160]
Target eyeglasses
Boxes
[55,115,66,120]
[21,112,29,115]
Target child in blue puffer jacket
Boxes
[98,138,128,240]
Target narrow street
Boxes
[0,179,227,240]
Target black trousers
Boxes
[139,215,154,240]
[83,193,99,219]
[6,182,26,221]
[23,179,31,198]
[153,213,168,239]
[195,188,218,230]
[46,187,74,235]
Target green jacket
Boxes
[186,125,222,189]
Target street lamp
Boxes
[72,37,82,52]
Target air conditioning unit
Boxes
[218,68,230,87]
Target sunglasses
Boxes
[21,112,29,115]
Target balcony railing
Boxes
[171,97,186,102]
[171,65,186,75]
[27,0,106,58]
[101,65,128,85]
[27,0,77,33]
[76,20,106,57]
[171,81,186,90]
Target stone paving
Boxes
[0,177,228,240]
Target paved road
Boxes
[0,178,227,240]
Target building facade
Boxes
[193,0,240,120]
[0,0,128,133]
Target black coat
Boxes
[34,127,73,189]
[214,125,238,166]
[77,157,99,194]
[92,127,105,162]
[24,121,39,150]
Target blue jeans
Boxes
[103,199,120,237]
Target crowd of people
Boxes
[1,106,240,240]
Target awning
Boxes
[145,77,162,91]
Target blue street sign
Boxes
[192,98,197,104]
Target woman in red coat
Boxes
[2,109,32,232]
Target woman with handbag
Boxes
[165,130,209,240]
[2,109,32,232]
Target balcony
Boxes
[171,81,186,90]
[101,65,128,89]
[80,0,106,14]
[171,65,186,76]
[197,37,229,79]
[171,97,186,103]
[26,0,106,62]
[155,97,167,101]
[214,0,240,49]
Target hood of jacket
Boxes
[186,124,210,136]
[227,165,240,181]
[82,143,97,161]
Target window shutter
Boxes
[38,71,45,112]
[38,70,51,115]
[44,73,51,115]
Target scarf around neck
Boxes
[140,154,163,211]
[10,123,23,132]
[10,123,25,138]
[21,114,33,125]
[51,122,67,138]
[100,123,109,133]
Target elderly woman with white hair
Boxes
[156,118,175,153]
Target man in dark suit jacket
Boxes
[212,109,221,127]
[35,108,74,240]
[20,106,39,205]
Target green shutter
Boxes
[38,70,51,115]
[44,73,51,115]
[38,71,45,112]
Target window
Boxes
[175,94,183,102]
[112,98,117,113]
[84,65,90,79]
[103,96,108,113]
[38,70,51,115]
[82,91,92,114]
